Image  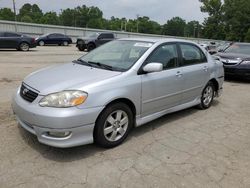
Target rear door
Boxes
[141,43,183,117]
[2,32,20,48]
[0,32,5,48]
[178,43,210,104]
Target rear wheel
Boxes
[87,43,95,51]
[198,82,215,109]
[19,42,30,51]
[94,103,133,148]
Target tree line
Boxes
[0,3,202,38]
[0,1,250,42]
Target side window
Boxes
[99,34,106,39]
[180,44,207,66]
[146,44,179,70]
[0,32,4,37]
[5,32,21,37]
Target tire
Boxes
[78,46,85,51]
[63,41,69,46]
[39,41,45,46]
[94,103,133,148]
[198,81,215,109]
[87,43,95,52]
[19,42,30,51]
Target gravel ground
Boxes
[0,46,250,188]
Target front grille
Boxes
[223,62,238,66]
[20,83,39,103]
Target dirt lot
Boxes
[0,46,250,188]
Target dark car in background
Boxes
[76,32,115,51]
[215,42,250,79]
[36,33,72,46]
[0,32,36,51]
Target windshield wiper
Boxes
[73,59,93,67]
[88,61,114,71]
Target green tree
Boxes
[137,16,162,34]
[20,15,33,23]
[199,0,225,40]
[185,21,201,38]
[18,3,43,23]
[162,17,186,36]
[0,8,15,21]
[244,28,250,42]
[40,12,59,25]
[224,0,250,41]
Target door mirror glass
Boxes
[143,63,163,73]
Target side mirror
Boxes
[97,35,103,40]
[143,63,163,73]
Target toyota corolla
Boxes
[12,38,224,148]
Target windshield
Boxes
[78,40,153,71]
[224,44,250,55]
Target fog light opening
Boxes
[47,131,71,138]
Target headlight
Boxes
[39,90,88,108]
[241,61,250,65]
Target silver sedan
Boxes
[12,38,224,148]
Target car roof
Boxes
[233,42,250,46]
[1,31,22,35]
[118,37,198,44]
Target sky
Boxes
[0,0,207,24]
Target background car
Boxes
[0,31,36,51]
[215,42,250,79]
[76,32,115,51]
[36,33,72,46]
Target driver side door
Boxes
[141,43,183,117]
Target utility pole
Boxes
[136,14,139,33]
[12,0,17,31]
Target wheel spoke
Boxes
[118,127,125,135]
[110,131,118,141]
[120,116,128,126]
[107,116,115,125]
[104,126,113,135]
[116,111,122,121]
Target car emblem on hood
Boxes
[23,88,29,95]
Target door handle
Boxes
[176,71,183,77]
[203,66,208,72]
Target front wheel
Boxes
[94,103,133,148]
[199,82,215,109]
[78,46,85,51]
[87,43,95,51]
[39,40,45,46]
[63,41,69,46]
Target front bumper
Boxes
[30,43,37,48]
[224,66,250,78]
[12,91,104,148]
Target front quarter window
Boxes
[79,40,153,71]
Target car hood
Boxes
[216,52,250,60]
[23,63,121,95]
